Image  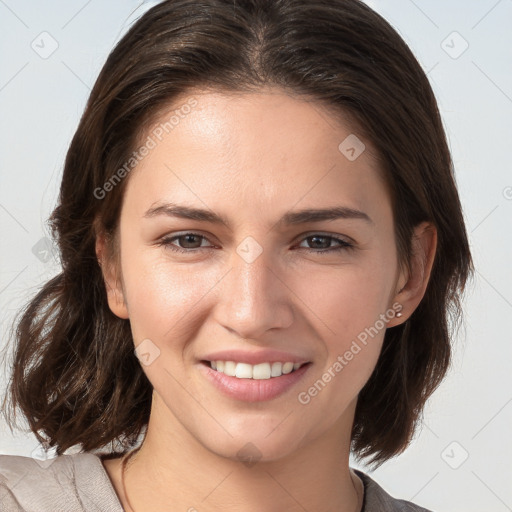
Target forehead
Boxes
[123,87,391,226]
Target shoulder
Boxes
[0,452,123,512]
[354,469,434,512]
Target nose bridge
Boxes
[216,239,293,338]
[234,246,273,306]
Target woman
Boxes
[0,0,473,511]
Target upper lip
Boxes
[201,349,311,366]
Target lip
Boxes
[198,361,312,402]
[200,349,310,366]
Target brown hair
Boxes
[2,0,473,467]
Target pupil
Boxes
[182,234,199,248]
[311,236,328,249]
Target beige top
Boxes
[0,453,432,511]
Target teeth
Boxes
[210,360,305,379]
[224,361,237,377]
[235,363,253,379]
[271,362,282,377]
[282,362,294,374]
[252,363,271,379]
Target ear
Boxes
[95,232,129,319]
[387,221,437,327]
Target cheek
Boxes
[290,260,392,415]
[120,248,220,343]
[296,340,382,439]
[296,301,386,432]
[289,256,395,341]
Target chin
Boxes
[200,423,307,465]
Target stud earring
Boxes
[396,311,403,318]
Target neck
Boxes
[119,393,362,512]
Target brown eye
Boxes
[159,232,213,253]
[174,234,204,249]
[297,234,353,255]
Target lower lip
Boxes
[198,362,311,402]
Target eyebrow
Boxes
[143,202,373,228]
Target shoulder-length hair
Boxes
[2,0,473,467]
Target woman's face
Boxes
[105,87,406,462]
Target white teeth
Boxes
[224,361,236,377]
[252,362,271,380]
[211,360,305,379]
[282,362,294,374]
[271,362,282,377]
[235,363,253,379]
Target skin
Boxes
[97,86,437,512]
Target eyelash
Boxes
[157,232,354,255]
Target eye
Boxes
[295,234,353,255]
[158,232,353,256]
[158,232,214,253]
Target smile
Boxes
[199,361,312,402]
[207,360,305,379]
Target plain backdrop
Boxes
[0,1,511,511]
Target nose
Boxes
[213,243,294,340]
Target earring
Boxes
[396,311,403,318]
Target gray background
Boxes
[1,1,511,511]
